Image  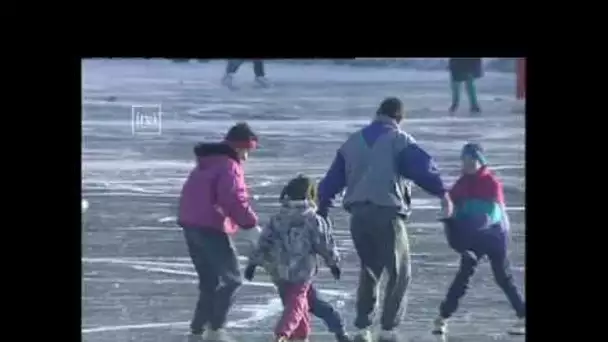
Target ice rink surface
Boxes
[82,59,525,342]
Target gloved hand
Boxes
[329,265,341,280]
[240,225,262,247]
[244,264,257,281]
[439,193,454,219]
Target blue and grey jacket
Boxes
[317,115,447,217]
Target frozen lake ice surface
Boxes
[82,59,525,342]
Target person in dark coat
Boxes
[448,58,483,114]
[222,59,269,88]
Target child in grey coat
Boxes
[245,175,345,342]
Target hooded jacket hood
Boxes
[178,141,258,235]
[193,142,239,168]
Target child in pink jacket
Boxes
[178,122,261,342]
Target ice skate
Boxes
[254,76,270,88]
[352,328,373,342]
[470,105,481,115]
[335,331,353,342]
[449,104,458,115]
[187,333,204,342]
[221,73,236,89]
[273,335,289,342]
[431,316,447,335]
[507,317,525,335]
[205,329,236,342]
[188,322,208,341]
[378,330,399,342]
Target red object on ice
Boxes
[516,58,526,100]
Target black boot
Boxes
[470,105,481,115]
[449,103,458,115]
[335,332,353,342]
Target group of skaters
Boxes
[177,95,525,342]
[219,58,485,114]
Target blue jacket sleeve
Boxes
[317,151,347,217]
[397,143,446,198]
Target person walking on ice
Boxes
[317,97,454,342]
[222,59,270,89]
[177,122,263,342]
[244,175,342,342]
[433,143,526,337]
[448,58,483,115]
[247,176,353,342]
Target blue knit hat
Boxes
[461,143,487,166]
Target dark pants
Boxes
[439,233,526,319]
[183,227,243,334]
[226,59,265,77]
[449,58,482,111]
[349,203,411,331]
[277,282,346,335]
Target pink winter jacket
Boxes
[178,143,258,235]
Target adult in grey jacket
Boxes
[317,97,453,342]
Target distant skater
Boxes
[448,58,483,114]
[433,143,526,337]
[222,59,270,88]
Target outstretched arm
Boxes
[317,152,347,217]
[216,163,258,229]
[248,218,275,266]
[397,143,447,198]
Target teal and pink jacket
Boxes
[445,166,510,252]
